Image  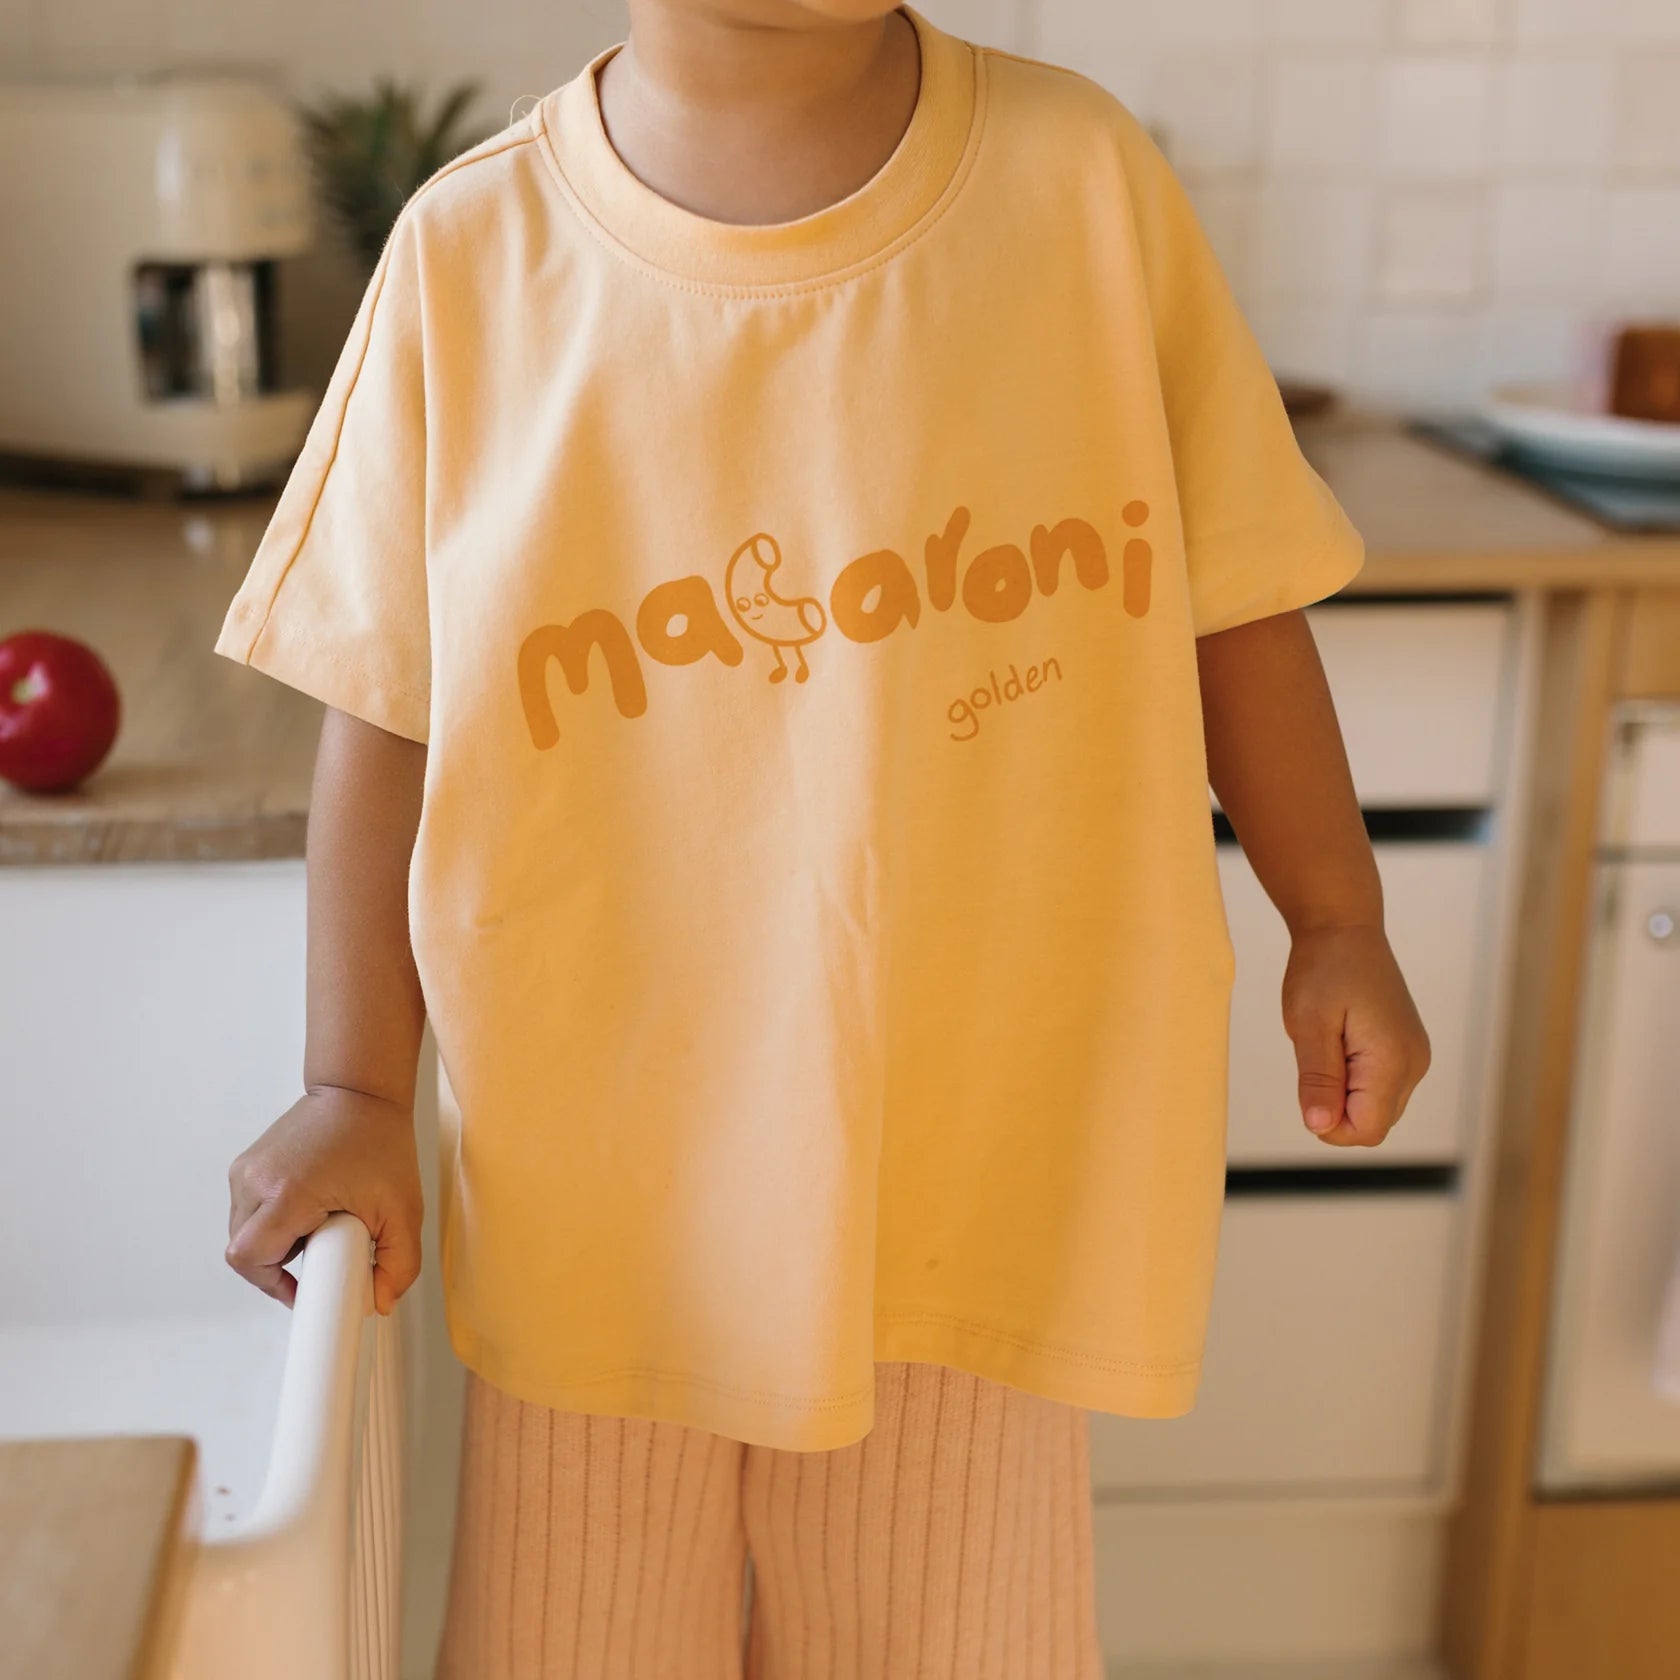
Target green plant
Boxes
[297,80,486,274]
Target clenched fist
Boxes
[1281,922,1432,1149]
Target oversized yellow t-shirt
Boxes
[217,5,1365,1450]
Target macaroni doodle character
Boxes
[725,532,827,684]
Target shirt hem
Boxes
[1190,522,1367,640]
[214,609,430,744]
[445,1310,1203,1452]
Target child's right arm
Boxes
[224,706,428,1315]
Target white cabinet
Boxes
[1223,840,1490,1164]
[1211,601,1515,811]
[1315,600,1513,807]
[1538,705,1680,1493]
[1089,1193,1456,1491]
[0,863,306,1323]
[1091,596,1523,1534]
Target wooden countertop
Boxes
[3,415,1678,865]
[0,490,314,864]
[0,1436,199,1680]
[1301,416,1680,589]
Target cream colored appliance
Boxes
[0,75,316,489]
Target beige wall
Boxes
[3,0,1677,409]
[1031,0,1680,411]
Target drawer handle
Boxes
[1648,908,1677,946]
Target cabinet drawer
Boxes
[1089,1194,1455,1491]
[1222,839,1487,1165]
[1212,602,1513,810]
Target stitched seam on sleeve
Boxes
[247,246,403,655]
[247,133,537,654]
[976,43,1096,85]
[1192,524,1363,637]
[412,130,535,196]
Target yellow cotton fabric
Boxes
[216,5,1365,1450]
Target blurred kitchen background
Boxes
[2,4,1678,1680]
[3,0,1678,407]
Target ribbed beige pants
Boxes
[433,1361,1103,1679]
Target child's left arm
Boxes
[1196,606,1432,1148]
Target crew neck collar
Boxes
[537,5,979,293]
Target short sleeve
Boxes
[1115,115,1366,639]
[215,207,431,742]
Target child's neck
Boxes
[596,6,921,227]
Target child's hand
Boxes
[225,1087,423,1314]
[1280,923,1431,1148]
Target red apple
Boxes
[0,631,122,794]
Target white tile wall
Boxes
[1492,183,1606,294]
[33,0,161,76]
[1032,0,1679,410]
[1478,304,1602,389]
[1264,0,1389,44]
[2,0,1676,412]
[1378,187,1487,302]
[1395,0,1502,48]
[1250,295,1362,381]
[1493,56,1615,174]
[1264,54,1381,175]
[158,0,296,71]
[1186,178,1262,290]
[1618,0,1680,42]
[0,6,36,71]
[1512,0,1606,45]
[1256,182,1378,295]
[1380,58,1495,180]
[1605,186,1680,309]
[1357,306,1487,405]
[1155,54,1262,172]
[1615,56,1680,174]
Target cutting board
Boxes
[0,1436,199,1680]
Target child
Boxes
[219,3,1431,1673]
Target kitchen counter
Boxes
[0,490,312,864]
[1303,416,1680,589]
[0,1435,199,1680]
[2,413,1678,866]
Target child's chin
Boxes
[796,0,905,20]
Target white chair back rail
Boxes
[171,1212,406,1680]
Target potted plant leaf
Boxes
[297,80,487,276]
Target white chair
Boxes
[171,1212,406,1680]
